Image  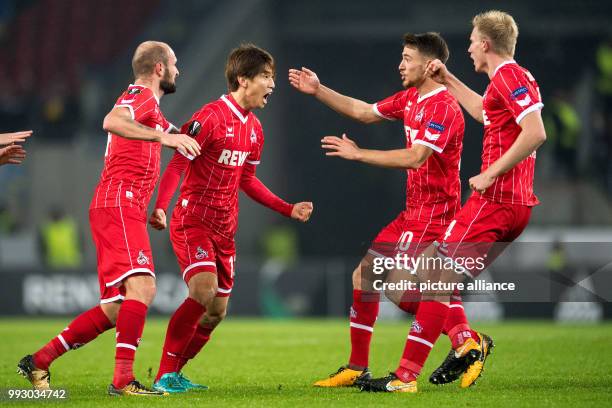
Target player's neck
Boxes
[133,78,163,101]
[230,91,251,112]
[416,78,445,98]
[486,54,515,79]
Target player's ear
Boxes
[482,38,490,53]
[237,75,249,89]
[154,61,165,77]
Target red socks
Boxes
[113,300,148,388]
[396,289,477,350]
[444,293,479,349]
[33,305,113,370]
[395,301,448,382]
[397,287,422,315]
[348,289,380,368]
[155,297,206,381]
[178,324,214,372]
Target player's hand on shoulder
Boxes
[149,208,167,230]
[321,133,361,161]
[288,67,320,95]
[0,144,27,166]
[0,130,32,146]
[161,132,201,158]
[426,59,449,85]
[291,202,313,223]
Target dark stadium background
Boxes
[0,0,610,320]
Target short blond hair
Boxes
[472,10,518,57]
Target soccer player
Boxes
[148,44,313,393]
[0,130,31,166]
[17,41,201,396]
[289,32,486,390]
[361,11,546,392]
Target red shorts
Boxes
[170,208,235,297]
[368,210,449,259]
[89,207,155,304]
[435,194,532,277]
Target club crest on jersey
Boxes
[415,108,424,122]
[137,250,149,265]
[127,88,141,95]
[411,320,423,333]
[250,129,257,144]
[511,86,532,107]
[195,246,208,260]
[188,120,201,136]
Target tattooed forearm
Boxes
[122,115,152,132]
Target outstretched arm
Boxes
[426,60,484,123]
[288,67,382,124]
[103,107,200,157]
[321,134,433,169]
[0,144,27,166]
[240,164,313,222]
[0,130,32,146]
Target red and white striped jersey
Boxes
[481,60,543,206]
[172,94,264,238]
[90,84,172,213]
[373,86,465,225]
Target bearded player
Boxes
[18,41,201,396]
[290,33,487,390]
[147,44,313,393]
[361,11,546,392]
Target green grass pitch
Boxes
[1,318,611,407]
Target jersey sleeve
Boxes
[372,90,408,121]
[114,88,157,123]
[177,108,218,160]
[492,68,543,124]
[164,121,178,133]
[413,103,461,154]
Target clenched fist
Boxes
[291,202,314,222]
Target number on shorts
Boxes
[444,220,457,241]
[397,231,414,252]
[229,255,235,278]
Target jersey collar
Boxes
[221,94,249,124]
[492,59,516,77]
[130,84,159,104]
[417,86,447,103]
